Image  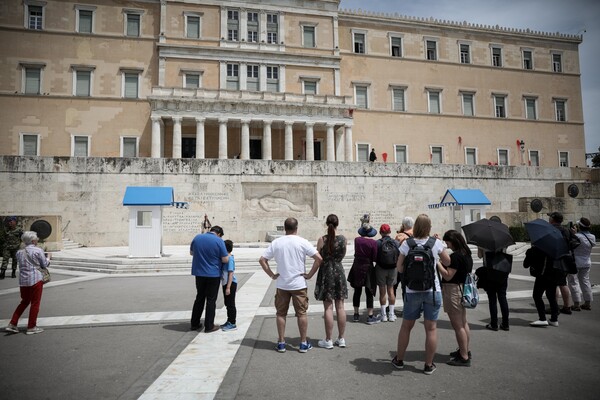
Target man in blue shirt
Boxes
[190,225,229,333]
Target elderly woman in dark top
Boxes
[438,230,473,367]
[5,231,50,335]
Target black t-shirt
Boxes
[443,252,473,284]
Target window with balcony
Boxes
[391,36,402,57]
[559,151,569,167]
[26,3,44,30]
[395,145,407,163]
[492,46,502,67]
[353,32,365,54]
[523,49,533,70]
[428,90,441,114]
[356,143,369,162]
[247,11,258,42]
[460,43,470,64]
[121,137,138,157]
[20,134,39,156]
[247,64,259,91]
[465,148,477,165]
[552,53,562,72]
[266,66,279,92]
[185,14,200,39]
[227,10,239,41]
[226,63,239,90]
[498,149,509,165]
[431,146,443,164]
[303,80,317,95]
[125,11,141,37]
[529,150,540,166]
[426,40,437,60]
[494,95,506,118]
[72,135,89,157]
[554,99,566,122]
[76,7,94,34]
[462,92,474,116]
[303,25,316,48]
[184,73,201,89]
[392,88,406,111]
[525,97,537,120]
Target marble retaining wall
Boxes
[0,156,593,247]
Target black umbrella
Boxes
[524,218,569,259]
[461,218,515,252]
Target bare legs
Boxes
[448,309,470,359]
[396,318,437,366]
[323,299,346,340]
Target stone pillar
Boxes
[345,125,353,162]
[151,116,161,158]
[262,120,272,160]
[335,127,345,161]
[195,117,205,159]
[241,119,251,160]
[284,121,294,161]
[326,123,335,161]
[172,116,182,159]
[305,122,314,161]
[218,118,228,159]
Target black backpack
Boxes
[377,237,399,269]
[403,237,437,291]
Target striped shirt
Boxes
[16,245,49,287]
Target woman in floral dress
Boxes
[313,214,348,349]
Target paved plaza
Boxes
[1,244,599,400]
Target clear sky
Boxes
[339,0,600,161]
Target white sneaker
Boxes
[334,338,346,348]
[548,320,559,327]
[26,326,44,335]
[529,320,549,327]
[318,339,334,349]
[5,324,19,333]
[388,313,397,322]
[379,313,388,322]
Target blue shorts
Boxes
[403,291,442,321]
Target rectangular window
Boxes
[303,26,315,48]
[73,135,89,157]
[525,97,537,120]
[28,5,43,30]
[529,150,540,166]
[498,149,509,166]
[553,53,562,72]
[24,67,41,94]
[227,10,239,41]
[247,11,258,22]
[431,146,443,164]
[559,151,569,167]
[267,13,278,43]
[460,44,470,64]
[428,90,441,114]
[356,143,369,162]
[494,95,506,118]
[466,148,477,165]
[75,70,91,97]
[523,50,533,70]
[78,9,93,33]
[247,30,258,42]
[21,134,39,156]
[126,13,140,37]
[355,86,368,108]
[247,12,258,42]
[426,40,437,60]
[122,137,138,157]
[353,32,365,54]
[226,63,239,90]
[303,81,317,95]
[185,73,200,89]
[462,93,474,116]
[395,145,407,163]
[392,88,405,111]
[186,15,200,38]
[555,99,566,122]
[391,36,402,57]
[123,72,139,98]
[247,64,259,91]
[266,66,279,92]
[137,210,152,227]
[492,47,502,67]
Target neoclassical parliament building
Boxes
[0,0,586,167]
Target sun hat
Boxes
[358,223,377,237]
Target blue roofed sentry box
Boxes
[123,186,174,206]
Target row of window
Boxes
[224,9,281,44]
[355,86,569,121]
[358,144,571,167]
[353,32,565,72]
[21,64,142,98]
[20,134,138,157]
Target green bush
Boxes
[509,226,529,242]
[588,225,600,241]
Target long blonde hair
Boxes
[412,214,432,239]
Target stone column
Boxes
[344,125,353,162]
[335,127,345,161]
[305,122,314,161]
[240,119,251,160]
[326,123,335,161]
[151,116,161,158]
[262,120,272,160]
[218,118,228,159]
[284,121,294,160]
[195,117,205,159]
[172,116,182,159]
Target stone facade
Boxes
[0,156,594,247]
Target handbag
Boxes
[25,249,51,284]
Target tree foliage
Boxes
[592,153,600,168]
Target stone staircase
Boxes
[62,238,84,250]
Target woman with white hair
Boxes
[569,217,596,311]
[5,231,50,335]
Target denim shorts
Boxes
[403,291,442,321]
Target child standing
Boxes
[220,240,237,331]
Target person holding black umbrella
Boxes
[548,212,579,315]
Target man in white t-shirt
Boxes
[259,217,322,354]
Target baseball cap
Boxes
[547,212,563,223]
[379,224,391,234]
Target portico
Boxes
[149,88,354,161]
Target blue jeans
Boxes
[403,291,442,321]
